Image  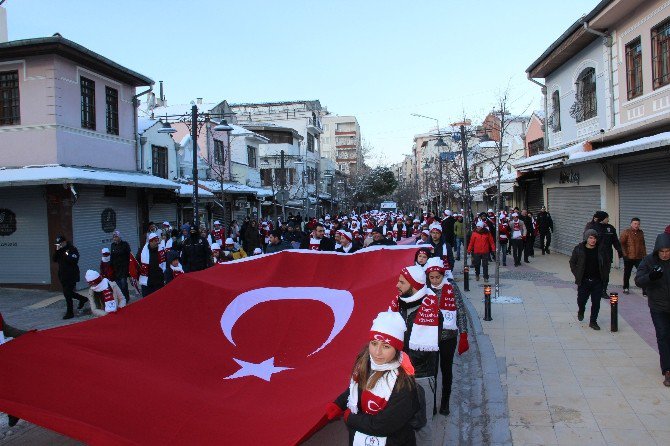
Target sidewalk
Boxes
[460,250,670,445]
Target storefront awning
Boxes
[514,142,583,172]
[0,165,180,190]
[198,180,269,197]
[177,183,214,198]
[566,131,670,165]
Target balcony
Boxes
[307,117,323,134]
[335,131,357,136]
[258,142,300,157]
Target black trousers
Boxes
[539,231,551,251]
[61,281,87,314]
[623,258,642,290]
[577,278,603,324]
[650,310,670,374]
[511,239,524,265]
[523,237,532,261]
[438,336,458,409]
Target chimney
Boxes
[0,7,8,43]
[159,81,164,103]
[197,98,203,105]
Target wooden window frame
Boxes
[625,37,643,99]
[0,70,20,125]
[105,86,119,135]
[576,68,597,122]
[551,90,561,132]
[307,133,315,153]
[652,18,670,89]
[214,139,224,164]
[151,145,168,179]
[247,145,257,168]
[80,76,96,130]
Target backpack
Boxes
[409,382,427,430]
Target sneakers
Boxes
[546,248,550,254]
[623,288,630,294]
[62,312,74,320]
[7,414,19,427]
[589,322,601,330]
[77,299,87,310]
[439,406,450,416]
[577,310,584,321]
[664,371,670,387]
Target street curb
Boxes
[456,283,513,445]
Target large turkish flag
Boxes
[0,246,416,445]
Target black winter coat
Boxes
[569,242,609,285]
[334,377,418,446]
[584,221,623,262]
[635,233,670,313]
[265,239,292,253]
[110,240,131,278]
[536,211,553,233]
[181,235,211,272]
[441,217,456,245]
[299,235,336,251]
[52,242,80,284]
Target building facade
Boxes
[321,115,362,176]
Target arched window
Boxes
[550,90,561,132]
[575,67,597,122]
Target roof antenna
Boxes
[52,32,62,37]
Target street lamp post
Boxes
[158,103,232,229]
[436,137,448,212]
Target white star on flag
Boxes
[224,357,292,382]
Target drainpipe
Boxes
[133,86,153,171]
[583,22,615,129]
[527,74,548,151]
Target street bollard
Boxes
[484,284,492,321]
[610,292,618,332]
[463,266,470,291]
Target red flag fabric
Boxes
[128,253,140,280]
[0,246,416,445]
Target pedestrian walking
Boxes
[414,247,432,268]
[620,217,647,294]
[453,215,464,261]
[424,258,468,416]
[110,230,131,303]
[584,211,623,298]
[520,210,533,262]
[537,206,554,254]
[84,270,125,317]
[498,215,510,266]
[99,248,115,281]
[468,221,496,282]
[138,232,166,297]
[325,311,420,446]
[569,229,609,330]
[428,222,455,272]
[52,235,88,319]
[266,229,292,253]
[635,232,670,386]
[243,219,262,254]
[300,223,336,251]
[164,250,185,284]
[508,213,527,267]
[181,226,212,272]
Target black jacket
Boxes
[336,241,361,253]
[569,242,609,285]
[110,240,131,278]
[635,233,670,313]
[536,211,553,233]
[265,239,293,254]
[584,221,623,261]
[368,238,396,247]
[334,377,418,446]
[181,235,211,272]
[399,297,442,378]
[52,242,80,284]
[441,216,456,245]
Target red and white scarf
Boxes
[390,286,439,351]
[512,220,522,239]
[347,357,401,446]
[92,278,117,313]
[212,228,225,245]
[170,263,184,278]
[139,243,166,286]
[432,280,457,330]
[309,237,321,250]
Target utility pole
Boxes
[280,149,286,223]
[460,125,471,276]
[439,154,444,212]
[191,104,200,229]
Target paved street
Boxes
[460,249,670,445]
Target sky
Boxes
[6,0,599,166]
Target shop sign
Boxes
[559,170,580,184]
[0,208,17,236]
[101,208,117,233]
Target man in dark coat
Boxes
[110,229,131,303]
[635,232,670,386]
[181,227,211,272]
[368,227,396,246]
[265,230,292,253]
[584,211,623,297]
[441,210,456,246]
[52,235,87,319]
[520,210,533,263]
[299,223,335,251]
[537,206,554,254]
[570,229,609,330]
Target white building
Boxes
[321,115,362,176]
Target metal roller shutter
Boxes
[547,185,600,255]
[0,187,51,285]
[72,186,139,289]
[149,203,177,228]
[526,179,544,215]
[619,159,670,255]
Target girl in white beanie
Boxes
[325,311,420,445]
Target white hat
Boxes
[101,247,110,254]
[85,269,100,283]
[413,218,420,223]
[421,229,430,236]
[213,220,221,226]
[225,238,234,245]
[369,311,406,351]
[429,222,442,233]
[487,209,493,213]
[424,256,446,274]
[211,243,221,250]
[400,265,426,289]
[253,248,262,255]
[476,221,485,228]
[163,221,170,226]
[512,212,519,217]
[85,269,106,292]
[338,230,352,242]
[148,232,160,241]
[444,210,453,216]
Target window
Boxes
[550,90,561,132]
[105,86,119,134]
[652,18,670,89]
[151,145,168,179]
[626,38,643,99]
[247,145,257,168]
[0,70,20,125]
[528,138,544,157]
[80,76,96,130]
[307,166,315,184]
[214,139,224,164]
[261,169,273,186]
[307,133,315,152]
[572,67,597,122]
